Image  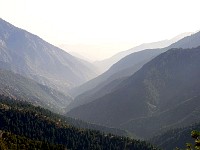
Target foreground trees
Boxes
[176,130,200,150]
[0,95,156,150]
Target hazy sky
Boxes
[1,0,200,61]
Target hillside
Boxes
[0,95,156,150]
[120,95,200,139]
[0,18,98,94]
[0,69,73,113]
[94,32,192,73]
[70,48,166,97]
[69,31,200,110]
[0,131,65,150]
[150,122,200,150]
[67,77,127,111]
[0,69,128,136]
[67,47,200,139]
[64,115,130,137]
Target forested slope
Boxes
[0,95,156,150]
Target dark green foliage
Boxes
[0,95,156,150]
[0,131,65,150]
[65,117,129,137]
[186,130,200,150]
[175,130,200,150]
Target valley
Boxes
[0,15,200,150]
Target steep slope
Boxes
[0,88,128,137]
[94,32,192,73]
[68,60,145,110]
[169,31,200,49]
[120,95,200,138]
[67,77,127,110]
[67,47,200,135]
[0,18,98,93]
[0,95,156,150]
[65,116,130,137]
[70,48,167,97]
[0,131,65,150]
[150,122,200,150]
[0,69,72,113]
[69,31,200,107]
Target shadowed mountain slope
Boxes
[69,31,200,110]
[67,47,200,139]
[150,122,200,150]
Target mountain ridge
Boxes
[69,30,200,110]
[0,18,99,94]
[94,32,192,73]
[0,68,73,113]
[67,46,200,139]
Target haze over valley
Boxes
[1,0,200,149]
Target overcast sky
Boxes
[1,0,200,61]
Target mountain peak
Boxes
[0,19,99,94]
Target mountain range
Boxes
[1,18,200,149]
[67,46,200,139]
[0,69,72,113]
[68,31,200,111]
[94,32,192,73]
[0,18,99,95]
